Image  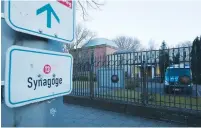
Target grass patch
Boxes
[71,80,201,111]
[102,89,201,111]
[153,94,201,110]
[125,78,141,90]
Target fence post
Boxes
[142,61,148,105]
[90,52,94,99]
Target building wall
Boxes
[94,46,106,58]
[106,46,117,55]
[106,47,192,78]
[70,44,117,63]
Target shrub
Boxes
[93,76,97,81]
[73,75,97,81]
[125,78,140,90]
[73,76,88,81]
[140,93,156,102]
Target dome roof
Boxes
[83,38,118,48]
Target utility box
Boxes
[97,67,125,88]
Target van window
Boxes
[165,68,191,76]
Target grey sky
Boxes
[77,0,201,49]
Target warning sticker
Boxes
[57,0,72,9]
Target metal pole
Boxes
[142,61,148,105]
[90,51,94,99]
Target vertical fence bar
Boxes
[97,56,99,98]
[81,62,83,96]
[173,48,176,108]
[146,51,149,104]
[106,55,109,99]
[154,51,157,106]
[94,56,96,98]
[117,54,119,100]
[160,49,162,107]
[164,48,169,107]
[83,63,86,96]
[90,53,94,99]
[178,48,181,109]
[75,63,78,96]
[102,55,105,99]
[118,54,122,101]
[133,53,136,103]
[179,48,182,109]
[79,60,81,96]
[168,49,171,107]
[184,47,187,109]
[150,51,153,105]
[126,53,128,102]
[138,52,141,104]
[113,54,115,100]
[129,52,133,102]
[146,52,149,104]
[189,46,193,110]
[143,60,147,105]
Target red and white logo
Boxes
[57,0,72,9]
[43,64,51,74]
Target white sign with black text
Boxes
[5,46,73,108]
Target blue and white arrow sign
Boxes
[4,1,75,43]
[36,4,60,28]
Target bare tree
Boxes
[147,39,156,50]
[64,24,96,52]
[176,41,192,47]
[113,36,141,51]
[77,0,105,20]
[62,0,104,52]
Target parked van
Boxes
[164,64,193,95]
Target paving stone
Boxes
[1,98,185,127]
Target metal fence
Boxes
[71,46,201,112]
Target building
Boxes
[70,37,192,79]
[106,47,192,79]
[70,38,118,63]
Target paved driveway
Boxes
[51,103,184,127]
[2,97,183,127]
